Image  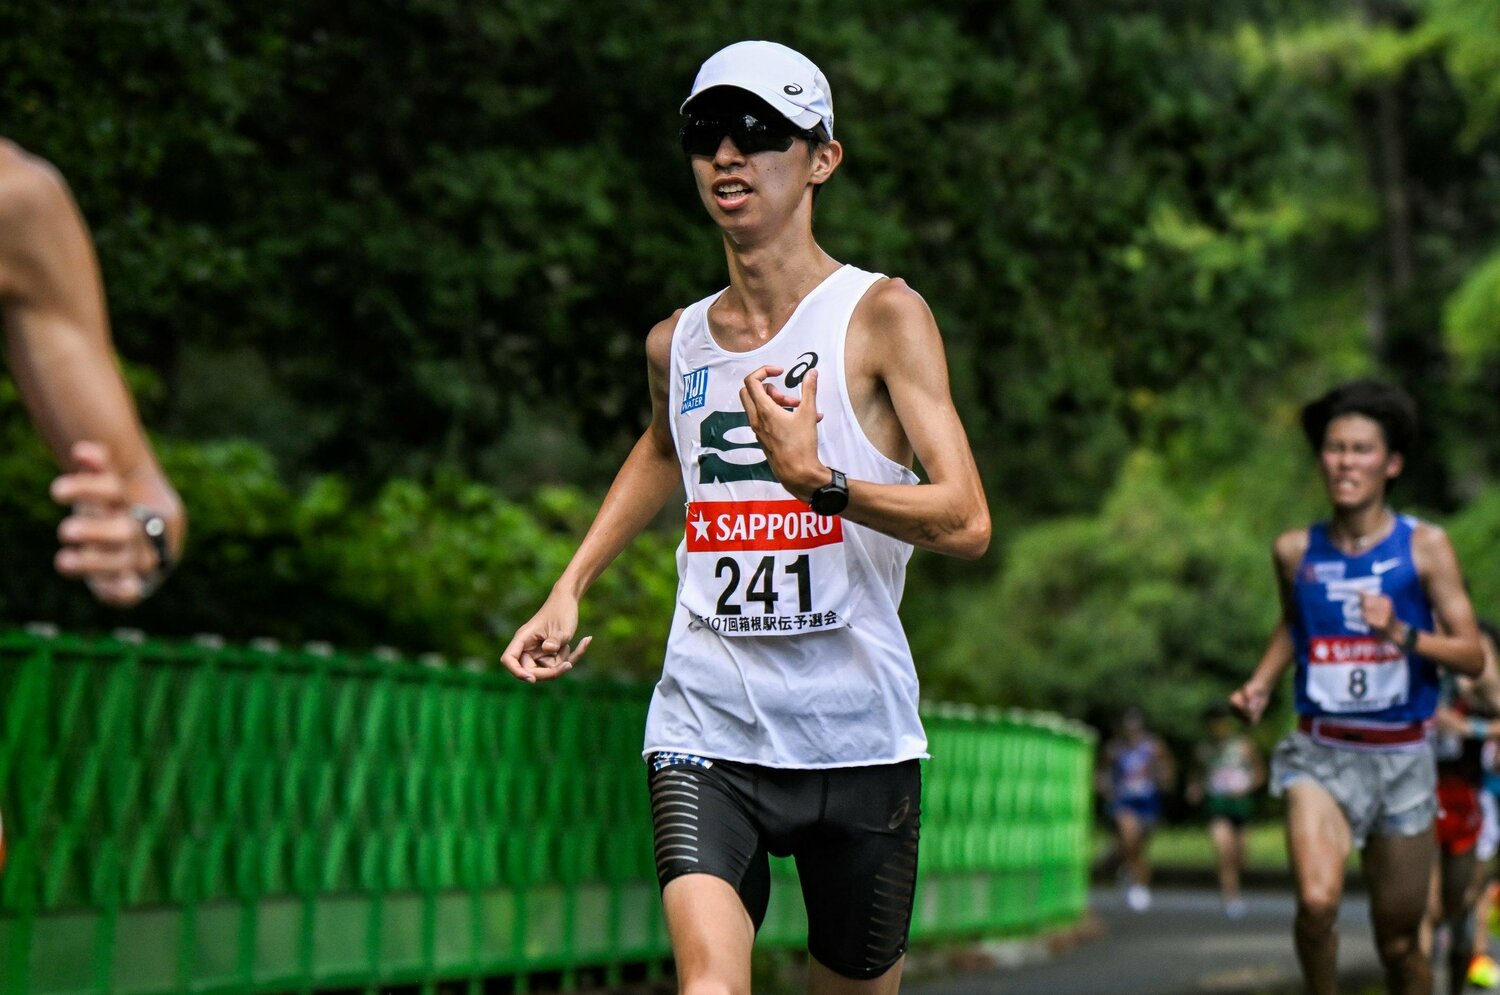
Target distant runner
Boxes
[1231,379,1483,995]
[1187,702,1265,920]
[1098,706,1174,912]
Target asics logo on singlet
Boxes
[784,352,818,389]
[1325,576,1381,634]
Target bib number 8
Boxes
[715,555,813,615]
[1349,667,1367,700]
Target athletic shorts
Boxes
[1206,794,1255,828]
[647,753,921,981]
[1270,731,1436,848]
[1110,794,1161,829]
[1436,774,1484,856]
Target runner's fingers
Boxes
[566,635,592,664]
[86,571,145,608]
[68,440,117,475]
[58,514,139,548]
[760,382,801,408]
[519,649,572,682]
[55,545,140,577]
[50,472,128,509]
[738,386,763,428]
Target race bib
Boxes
[1208,767,1251,796]
[680,499,851,637]
[1306,636,1410,713]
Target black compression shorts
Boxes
[647,753,922,980]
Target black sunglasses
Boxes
[679,112,817,157]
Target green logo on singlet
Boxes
[698,410,778,484]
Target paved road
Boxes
[906,886,1384,995]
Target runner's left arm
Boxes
[0,141,184,605]
[739,279,989,559]
[1361,523,1482,676]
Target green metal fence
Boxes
[0,629,1094,994]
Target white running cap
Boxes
[681,41,834,140]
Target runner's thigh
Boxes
[795,761,922,981]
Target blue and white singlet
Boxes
[1290,514,1438,726]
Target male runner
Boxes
[1186,702,1264,920]
[501,40,989,995]
[0,139,184,605]
[1097,706,1174,913]
[1231,379,1484,995]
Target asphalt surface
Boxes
[905,886,1385,995]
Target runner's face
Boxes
[1318,414,1402,510]
[685,105,835,237]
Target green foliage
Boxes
[1424,0,1500,148]
[0,0,1342,515]
[297,476,677,670]
[1444,247,1500,364]
[0,415,676,672]
[935,453,1279,738]
[1448,488,1500,625]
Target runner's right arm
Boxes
[1230,530,1306,725]
[498,312,682,682]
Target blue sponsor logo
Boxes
[681,367,709,413]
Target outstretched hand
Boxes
[500,593,592,683]
[739,365,825,500]
[49,441,157,607]
[1228,682,1270,726]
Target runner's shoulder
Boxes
[0,140,70,224]
[1271,526,1310,569]
[855,276,931,332]
[1408,517,1460,572]
[645,308,686,371]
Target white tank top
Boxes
[642,264,928,768]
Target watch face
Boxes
[812,486,849,516]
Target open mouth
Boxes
[713,179,752,209]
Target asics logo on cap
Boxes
[784,83,804,95]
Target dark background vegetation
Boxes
[4,0,1500,764]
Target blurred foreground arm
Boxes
[0,140,184,605]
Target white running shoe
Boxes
[1126,884,1152,912]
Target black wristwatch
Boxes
[809,468,849,517]
[130,506,175,594]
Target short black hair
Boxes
[1299,378,1418,457]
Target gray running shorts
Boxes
[1270,731,1436,848]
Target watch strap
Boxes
[129,506,175,594]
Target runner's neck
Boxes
[1328,505,1395,555]
[711,241,842,348]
